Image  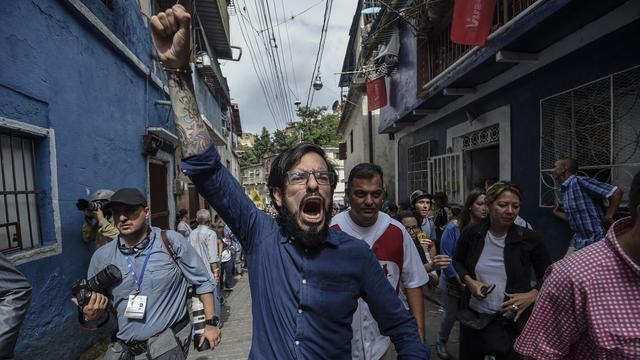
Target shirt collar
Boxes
[561,174,576,189]
[118,229,154,255]
[278,227,340,247]
[605,217,640,276]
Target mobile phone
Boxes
[480,284,495,296]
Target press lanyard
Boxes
[125,238,155,294]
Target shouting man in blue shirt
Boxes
[151,5,429,359]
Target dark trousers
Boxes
[221,259,234,289]
[459,316,522,360]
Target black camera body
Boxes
[76,199,106,212]
[72,264,122,307]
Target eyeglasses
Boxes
[286,170,336,186]
[404,225,419,232]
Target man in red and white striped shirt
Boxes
[331,163,428,360]
[514,170,640,359]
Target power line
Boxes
[280,0,301,103]
[255,0,291,125]
[305,0,333,108]
[257,0,325,34]
[235,7,280,128]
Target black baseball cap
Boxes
[410,190,431,205]
[104,188,148,208]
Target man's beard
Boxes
[278,197,333,249]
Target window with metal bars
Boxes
[407,141,431,196]
[539,65,640,207]
[0,132,41,254]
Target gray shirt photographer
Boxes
[88,227,214,342]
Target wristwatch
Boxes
[205,316,220,327]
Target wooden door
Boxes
[149,161,169,229]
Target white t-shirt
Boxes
[331,211,428,360]
[470,231,508,314]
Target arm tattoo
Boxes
[167,72,212,157]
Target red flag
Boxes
[450,0,496,47]
[366,76,387,111]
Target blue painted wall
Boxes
[1,0,172,357]
[397,21,640,261]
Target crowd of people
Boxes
[2,5,638,360]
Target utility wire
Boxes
[235,7,280,128]
[257,0,325,33]
[280,0,301,103]
[305,0,333,108]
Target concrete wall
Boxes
[340,95,397,204]
[397,20,640,261]
[0,0,171,357]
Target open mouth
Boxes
[300,196,324,224]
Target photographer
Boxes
[76,188,219,359]
[79,189,119,248]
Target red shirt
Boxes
[514,217,640,359]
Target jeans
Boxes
[221,260,234,289]
[437,278,460,346]
[213,283,222,315]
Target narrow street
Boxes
[188,274,459,359]
[189,274,253,360]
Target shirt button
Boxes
[295,340,300,346]
[302,279,307,285]
[298,308,303,314]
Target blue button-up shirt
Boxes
[182,145,429,359]
[88,227,214,342]
[561,175,617,249]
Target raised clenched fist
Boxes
[151,5,191,69]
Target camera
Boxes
[76,199,106,212]
[71,264,122,307]
[187,287,211,351]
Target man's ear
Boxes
[144,207,151,219]
[272,188,283,207]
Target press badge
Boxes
[124,294,147,319]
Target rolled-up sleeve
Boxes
[170,231,214,295]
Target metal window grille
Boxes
[539,65,640,207]
[408,141,431,195]
[454,124,500,151]
[429,152,464,205]
[0,133,40,254]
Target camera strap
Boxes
[160,230,179,264]
[124,239,154,293]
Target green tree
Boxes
[238,144,260,167]
[273,129,297,154]
[254,127,272,158]
[293,106,339,146]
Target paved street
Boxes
[187,274,459,359]
[188,274,253,360]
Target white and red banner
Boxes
[450,0,496,47]
[366,76,387,111]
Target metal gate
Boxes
[428,152,464,205]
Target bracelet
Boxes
[163,65,191,74]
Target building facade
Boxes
[338,1,398,204]
[357,0,640,260]
[0,0,237,357]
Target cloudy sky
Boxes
[220,0,358,134]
